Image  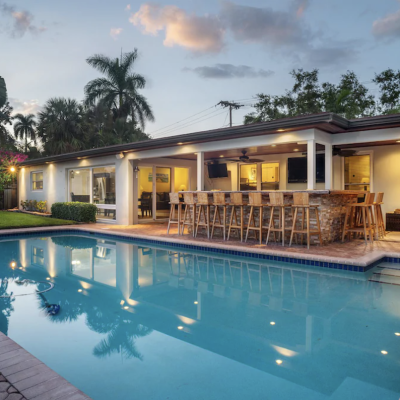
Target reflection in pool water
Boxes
[0,234,400,400]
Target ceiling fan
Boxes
[207,150,265,164]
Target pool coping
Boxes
[1,225,399,272]
[0,332,91,399]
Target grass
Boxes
[0,211,76,230]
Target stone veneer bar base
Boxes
[0,332,91,400]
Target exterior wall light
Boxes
[9,166,16,172]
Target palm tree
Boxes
[13,113,37,153]
[37,98,86,155]
[84,50,154,130]
[0,77,7,108]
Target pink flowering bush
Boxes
[0,150,27,190]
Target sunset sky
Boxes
[2,0,400,138]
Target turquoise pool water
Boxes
[0,233,399,400]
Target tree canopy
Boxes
[244,69,379,124]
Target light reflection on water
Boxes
[0,234,400,400]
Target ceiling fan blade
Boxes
[339,150,357,157]
[248,158,265,163]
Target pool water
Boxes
[0,233,400,400]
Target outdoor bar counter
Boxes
[179,190,368,244]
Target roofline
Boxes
[20,112,400,167]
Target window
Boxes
[344,155,371,191]
[31,171,43,191]
[68,165,117,220]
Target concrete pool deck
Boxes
[1,222,400,268]
[0,332,91,400]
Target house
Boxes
[18,112,400,225]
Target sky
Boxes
[1,0,400,139]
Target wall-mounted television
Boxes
[287,155,325,183]
[208,163,228,179]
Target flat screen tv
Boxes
[208,163,228,179]
[287,155,325,183]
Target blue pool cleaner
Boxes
[38,293,60,316]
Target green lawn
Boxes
[0,211,76,230]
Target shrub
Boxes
[51,236,97,249]
[20,199,47,212]
[51,202,97,223]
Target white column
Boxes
[197,152,205,191]
[307,139,316,190]
[116,157,133,225]
[324,143,333,190]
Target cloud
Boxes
[372,7,400,40]
[9,98,41,115]
[110,28,123,40]
[221,2,311,49]
[129,3,225,53]
[0,2,46,38]
[183,64,274,79]
[294,0,309,18]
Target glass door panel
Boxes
[344,155,370,192]
[155,167,171,220]
[138,167,153,220]
[240,164,257,190]
[261,162,279,190]
[69,169,91,202]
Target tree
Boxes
[84,50,154,130]
[373,69,400,114]
[37,98,86,155]
[13,113,37,153]
[244,69,376,124]
[0,77,15,149]
[0,150,27,190]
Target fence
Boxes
[0,185,17,210]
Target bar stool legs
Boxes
[228,204,244,242]
[181,193,196,237]
[167,193,182,235]
[289,207,323,249]
[245,205,265,244]
[211,205,227,240]
[266,206,286,246]
[196,203,211,238]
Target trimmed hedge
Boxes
[51,236,98,249]
[51,202,97,223]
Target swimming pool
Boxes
[0,232,399,400]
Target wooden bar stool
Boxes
[266,192,289,246]
[374,192,385,239]
[289,193,323,249]
[245,193,268,244]
[228,193,246,242]
[342,193,375,244]
[211,192,228,240]
[195,192,212,238]
[167,193,182,234]
[181,193,196,237]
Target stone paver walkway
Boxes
[0,333,90,400]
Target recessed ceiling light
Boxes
[270,321,276,325]
[124,306,129,310]
[219,155,224,158]
[276,360,283,365]
[78,289,82,292]
[177,326,184,330]
[177,142,184,145]
[381,350,388,355]
[294,149,299,152]
[277,129,285,132]
[46,277,51,281]
[396,140,400,143]
[271,145,277,147]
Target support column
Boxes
[197,152,205,191]
[324,143,333,190]
[116,157,133,225]
[307,139,316,190]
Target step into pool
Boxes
[0,233,399,400]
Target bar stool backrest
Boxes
[184,193,195,205]
[169,193,180,204]
[293,192,309,206]
[365,192,375,205]
[213,192,226,205]
[376,192,384,204]
[197,192,211,204]
[230,192,243,205]
[248,192,262,205]
[269,192,284,206]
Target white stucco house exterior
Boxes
[18,112,400,225]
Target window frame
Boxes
[31,170,44,192]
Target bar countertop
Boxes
[179,190,368,195]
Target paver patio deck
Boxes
[0,333,90,400]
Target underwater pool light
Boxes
[276,360,283,365]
